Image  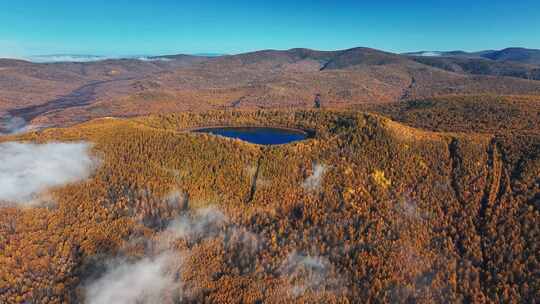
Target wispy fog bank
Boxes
[0,142,96,204]
[164,207,227,242]
[26,54,114,63]
[24,54,173,63]
[84,207,227,303]
[280,252,333,297]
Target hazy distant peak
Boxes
[404,47,540,64]
[481,47,540,64]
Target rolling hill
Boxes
[404,47,540,65]
[405,48,540,80]
[1,48,539,303]
[2,47,540,133]
[481,48,540,64]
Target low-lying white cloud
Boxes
[26,54,114,63]
[0,142,96,204]
[84,203,346,302]
[164,207,227,244]
[135,56,172,62]
[417,51,442,57]
[85,253,178,304]
[23,54,173,63]
[302,163,327,191]
[85,207,230,303]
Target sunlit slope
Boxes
[1,110,537,303]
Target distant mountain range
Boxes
[403,47,540,65]
[1,46,540,132]
[13,47,540,65]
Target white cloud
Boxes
[135,56,172,62]
[84,207,230,303]
[25,55,114,63]
[0,142,96,204]
[164,207,227,243]
[302,163,327,191]
[85,253,179,304]
[85,203,348,302]
[21,54,173,63]
[418,51,442,57]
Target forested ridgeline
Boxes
[0,109,538,303]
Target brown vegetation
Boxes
[0,104,538,303]
[3,48,540,132]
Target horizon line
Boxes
[1,45,538,63]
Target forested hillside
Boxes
[1,104,538,303]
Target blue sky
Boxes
[1,0,539,58]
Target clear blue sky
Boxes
[1,0,539,58]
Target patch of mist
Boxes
[85,198,351,302]
[388,189,447,302]
[136,56,172,62]
[84,206,260,303]
[85,253,181,304]
[163,207,227,244]
[302,163,327,191]
[26,54,113,63]
[393,190,437,222]
[24,54,174,63]
[395,194,421,220]
[279,251,343,298]
[415,51,443,57]
[0,142,97,205]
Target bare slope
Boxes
[3,47,540,131]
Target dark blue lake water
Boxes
[195,127,309,145]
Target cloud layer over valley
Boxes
[23,54,173,63]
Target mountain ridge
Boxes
[5,46,540,64]
[2,46,540,133]
[404,47,540,64]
